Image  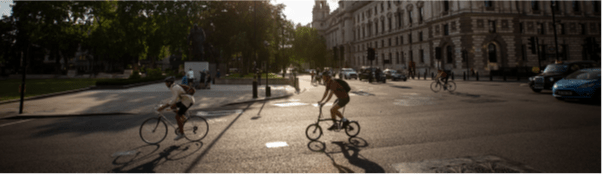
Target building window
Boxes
[400,36,404,44]
[580,23,586,35]
[420,49,424,63]
[538,23,545,34]
[560,24,565,35]
[408,11,413,24]
[397,12,403,28]
[488,43,497,63]
[388,53,392,64]
[381,3,384,12]
[401,51,406,64]
[444,24,449,35]
[484,1,493,7]
[381,40,384,48]
[520,22,524,33]
[488,20,496,33]
[552,1,560,12]
[381,19,385,33]
[521,45,527,61]
[444,0,450,11]
[594,1,600,12]
[419,8,424,23]
[446,45,453,64]
[409,33,412,43]
[573,1,580,12]
[396,37,399,45]
[388,17,392,31]
[388,38,391,47]
[388,1,391,9]
[396,52,400,64]
[419,32,423,41]
[532,1,540,11]
[375,22,379,35]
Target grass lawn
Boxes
[0,79,96,101]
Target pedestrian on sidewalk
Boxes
[181,71,189,85]
[200,69,206,86]
[188,68,195,85]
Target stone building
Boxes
[312,0,600,75]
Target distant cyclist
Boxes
[157,76,195,140]
[436,69,449,89]
[317,71,350,131]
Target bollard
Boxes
[451,72,455,80]
[252,81,258,98]
[432,72,435,80]
[266,86,271,97]
[424,72,427,80]
[503,71,506,81]
[463,72,466,81]
[517,74,520,81]
[490,72,493,81]
[418,72,421,79]
[476,72,479,81]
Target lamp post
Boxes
[551,1,560,62]
[264,41,270,97]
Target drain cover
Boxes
[391,155,540,173]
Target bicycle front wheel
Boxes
[344,121,360,137]
[139,117,168,144]
[183,116,209,141]
[430,81,442,92]
[305,124,322,140]
[446,81,457,92]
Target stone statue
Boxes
[188,24,206,61]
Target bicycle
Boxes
[430,78,456,92]
[305,100,360,140]
[139,104,209,144]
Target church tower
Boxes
[312,0,329,30]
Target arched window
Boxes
[488,43,497,63]
[446,45,453,64]
[396,52,400,64]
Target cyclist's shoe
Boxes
[174,132,184,141]
[327,124,340,131]
[342,120,350,129]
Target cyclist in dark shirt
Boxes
[317,72,350,131]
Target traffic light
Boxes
[367,48,375,61]
[527,37,537,54]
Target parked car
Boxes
[358,67,386,83]
[341,68,358,80]
[383,69,407,81]
[528,61,597,93]
[552,68,600,101]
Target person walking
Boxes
[187,68,195,85]
[181,71,189,85]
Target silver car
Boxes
[341,68,358,80]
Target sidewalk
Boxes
[0,83,295,119]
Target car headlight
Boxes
[553,83,558,88]
[578,83,595,88]
[528,77,533,81]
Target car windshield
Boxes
[543,64,568,73]
[565,70,601,80]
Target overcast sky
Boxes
[0,0,340,25]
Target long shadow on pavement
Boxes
[111,141,204,173]
[306,137,384,173]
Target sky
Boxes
[0,0,339,24]
[271,0,339,26]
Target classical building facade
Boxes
[312,0,601,75]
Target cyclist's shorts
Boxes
[337,97,350,107]
[176,102,192,115]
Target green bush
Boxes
[147,68,163,78]
[129,71,141,79]
[96,76,165,86]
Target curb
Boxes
[2,112,136,119]
[92,80,164,89]
[222,94,294,106]
[0,87,94,105]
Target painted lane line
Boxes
[265,141,288,148]
[0,119,34,128]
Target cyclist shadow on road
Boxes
[307,137,384,173]
[110,141,203,173]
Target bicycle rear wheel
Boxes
[344,121,360,137]
[183,116,209,141]
[305,124,322,140]
[430,81,442,92]
[140,117,168,144]
[446,81,456,92]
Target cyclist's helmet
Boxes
[164,76,175,83]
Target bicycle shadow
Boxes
[110,141,204,173]
[307,137,384,173]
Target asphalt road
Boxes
[0,75,599,173]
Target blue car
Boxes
[552,68,601,101]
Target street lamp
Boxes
[264,40,270,97]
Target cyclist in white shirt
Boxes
[157,76,195,140]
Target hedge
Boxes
[96,76,166,86]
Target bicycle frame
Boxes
[155,109,191,131]
[314,100,346,124]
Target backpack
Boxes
[334,79,351,93]
[179,84,196,95]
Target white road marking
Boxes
[273,102,309,107]
[0,119,34,128]
[196,110,243,117]
[265,141,288,148]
